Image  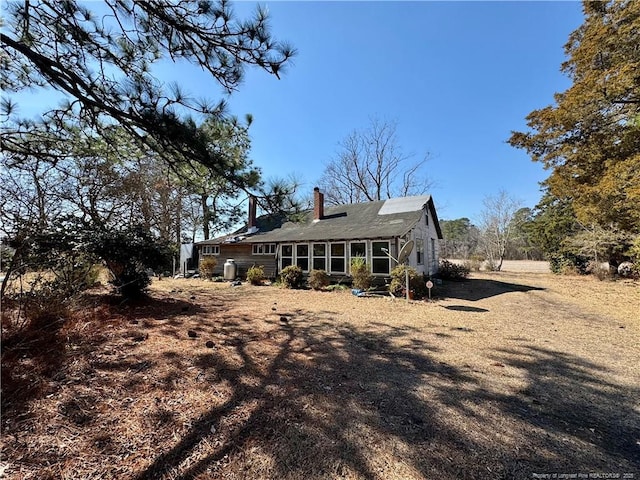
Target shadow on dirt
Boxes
[0,291,209,423]
[131,310,637,479]
[438,278,545,302]
[3,287,638,480]
[444,305,489,313]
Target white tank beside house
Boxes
[223,259,237,280]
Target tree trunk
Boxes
[201,194,210,240]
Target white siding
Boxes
[408,207,440,276]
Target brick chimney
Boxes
[248,195,257,229]
[313,187,324,221]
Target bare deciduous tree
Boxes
[319,118,432,205]
[478,191,523,271]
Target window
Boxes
[296,244,309,271]
[329,242,346,273]
[350,241,366,259]
[312,243,326,271]
[202,245,220,255]
[371,241,391,274]
[281,244,293,268]
[252,244,276,255]
[416,238,424,265]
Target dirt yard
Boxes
[1,271,639,480]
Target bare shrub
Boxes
[462,255,483,272]
[308,269,329,290]
[587,261,611,281]
[199,257,217,280]
[438,259,470,281]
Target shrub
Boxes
[626,236,640,278]
[462,255,483,272]
[349,256,373,290]
[308,269,329,290]
[87,225,172,298]
[389,265,428,299]
[549,252,589,275]
[484,260,499,272]
[246,265,265,285]
[199,257,217,280]
[587,261,611,281]
[438,259,470,281]
[280,265,304,289]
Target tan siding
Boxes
[199,244,277,279]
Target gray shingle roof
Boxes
[197,195,441,245]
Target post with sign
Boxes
[426,280,434,301]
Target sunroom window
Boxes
[329,243,346,273]
[371,241,391,274]
[312,243,326,270]
[296,244,309,271]
[281,244,293,268]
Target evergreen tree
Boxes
[509,1,640,241]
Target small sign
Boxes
[426,280,434,301]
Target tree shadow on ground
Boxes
[488,345,640,472]
[438,278,545,302]
[130,309,638,479]
[0,291,209,427]
[133,313,491,480]
[5,288,638,480]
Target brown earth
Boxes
[1,271,639,479]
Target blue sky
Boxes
[12,1,585,223]
[215,1,585,222]
[196,0,587,222]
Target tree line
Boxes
[440,192,545,271]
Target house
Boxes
[195,187,443,280]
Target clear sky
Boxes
[205,0,585,222]
[11,1,586,224]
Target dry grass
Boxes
[1,272,639,480]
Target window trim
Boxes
[252,243,276,255]
[371,240,391,275]
[416,237,424,265]
[329,242,347,274]
[280,243,293,269]
[296,243,310,272]
[202,245,220,255]
[312,242,327,271]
